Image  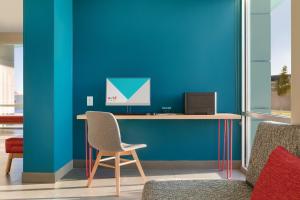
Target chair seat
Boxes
[122,143,147,151]
[5,138,23,153]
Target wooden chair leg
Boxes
[6,153,13,175]
[87,152,102,187]
[115,152,120,196]
[131,150,147,182]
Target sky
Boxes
[14,45,23,94]
[271,0,291,75]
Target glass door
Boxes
[243,0,291,167]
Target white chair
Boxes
[86,111,147,196]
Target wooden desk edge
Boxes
[76,114,241,120]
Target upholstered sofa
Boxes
[142,122,300,200]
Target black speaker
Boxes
[185,92,217,115]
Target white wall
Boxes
[0,0,23,32]
[0,32,22,44]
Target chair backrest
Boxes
[246,121,300,187]
[86,111,123,152]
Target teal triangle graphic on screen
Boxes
[109,78,149,99]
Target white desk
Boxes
[77,113,241,179]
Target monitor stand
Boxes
[126,106,132,114]
[113,106,146,115]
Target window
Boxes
[271,0,291,117]
[243,0,291,167]
[0,44,23,117]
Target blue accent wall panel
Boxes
[73,0,242,160]
[24,0,73,173]
[24,0,55,172]
[54,0,73,171]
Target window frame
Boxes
[242,0,292,168]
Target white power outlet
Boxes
[87,96,93,106]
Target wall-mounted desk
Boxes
[77,113,241,179]
[77,113,241,120]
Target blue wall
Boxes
[24,0,55,172]
[73,0,242,160]
[24,0,73,173]
[54,0,73,171]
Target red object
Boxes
[218,119,220,170]
[5,138,23,153]
[251,146,300,200]
[0,115,23,124]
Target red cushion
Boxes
[251,146,300,200]
[5,138,23,153]
[7,145,23,153]
[0,115,23,124]
[5,137,23,145]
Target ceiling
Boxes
[0,0,23,32]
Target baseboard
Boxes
[240,165,248,175]
[55,160,73,181]
[22,159,241,183]
[22,160,73,183]
[73,160,242,169]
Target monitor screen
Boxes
[106,78,151,106]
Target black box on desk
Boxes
[184,92,217,115]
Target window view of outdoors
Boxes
[271,0,291,117]
[0,44,23,117]
[249,0,291,118]
[246,0,291,166]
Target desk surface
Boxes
[76,113,241,120]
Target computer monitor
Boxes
[106,78,151,106]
